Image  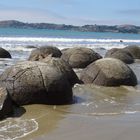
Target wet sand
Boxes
[1,52,140,140]
[20,82,140,140]
[23,61,140,140]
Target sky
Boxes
[0,0,140,25]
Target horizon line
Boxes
[0,19,140,27]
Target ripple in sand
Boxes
[0,118,38,140]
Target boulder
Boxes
[28,46,62,61]
[0,47,12,58]
[41,57,80,86]
[0,87,13,119]
[105,48,134,64]
[105,48,120,56]
[61,47,102,68]
[0,59,79,105]
[80,58,137,86]
[123,45,140,59]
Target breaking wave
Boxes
[0,37,140,43]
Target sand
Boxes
[1,55,140,140]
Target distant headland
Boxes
[0,20,140,34]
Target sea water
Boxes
[0,27,140,57]
[0,28,140,140]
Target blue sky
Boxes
[0,0,140,25]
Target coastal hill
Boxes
[0,20,140,34]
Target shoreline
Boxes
[0,40,140,140]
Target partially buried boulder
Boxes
[0,47,12,58]
[61,47,102,68]
[0,59,79,105]
[80,58,137,86]
[28,46,62,61]
[123,45,140,59]
[0,87,13,119]
[105,48,134,64]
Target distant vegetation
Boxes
[0,20,140,34]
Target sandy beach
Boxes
[0,29,140,140]
[0,59,138,140]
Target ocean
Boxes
[1,28,140,140]
[0,27,140,59]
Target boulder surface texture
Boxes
[28,46,62,61]
[0,59,79,105]
[105,48,134,64]
[80,58,137,86]
[123,45,140,59]
[61,47,102,68]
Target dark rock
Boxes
[123,45,140,59]
[80,58,137,86]
[0,60,79,105]
[61,47,102,68]
[28,46,62,61]
[0,47,12,58]
[105,48,134,64]
[0,87,13,119]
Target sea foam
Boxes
[0,37,140,43]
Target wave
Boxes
[0,37,140,54]
[0,37,140,43]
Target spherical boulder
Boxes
[0,60,79,105]
[0,47,12,58]
[105,48,134,64]
[0,87,13,119]
[105,48,119,57]
[41,57,80,86]
[28,46,62,61]
[61,47,102,68]
[123,45,140,59]
[80,58,137,86]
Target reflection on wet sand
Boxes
[19,105,67,140]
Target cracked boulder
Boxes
[80,58,137,86]
[0,60,79,105]
[61,47,102,68]
[28,46,62,61]
[105,48,134,64]
[0,47,12,58]
[123,45,140,59]
[0,87,13,119]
